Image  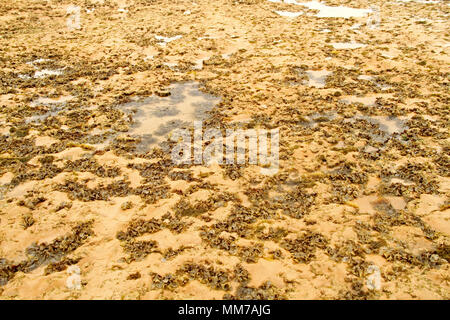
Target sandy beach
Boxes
[0,0,449,299]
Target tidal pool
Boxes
[119,82,220,152]
[267,1,372,18]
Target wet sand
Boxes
[0,0,449,300]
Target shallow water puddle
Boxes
[26,108,62,124]
[30,95,73,106]
[274,11,303,18]
[192,54,213,70]
[297,1,372,18]
[357,76,393,91]
[26,95,73,123]
[305,70,332,88]
[363,116,408,135]
[23,59,65,79]
[26,58,51,66]
[163,62,179,69]
[346,114,409,136]
[31,59,63,75]
[33,69,64,78]
[397,0,440,3]
[300,112,338,128]
[155,35,182,47]
[331,42,366,50]
[357,75,374,81]
[119,82,220,152]
[268,1,372,18]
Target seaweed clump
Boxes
[223,281,286,300]
[116,214,189,261]
[150,262,233,291]
[281,231,328,263]
[0,221,93,285]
